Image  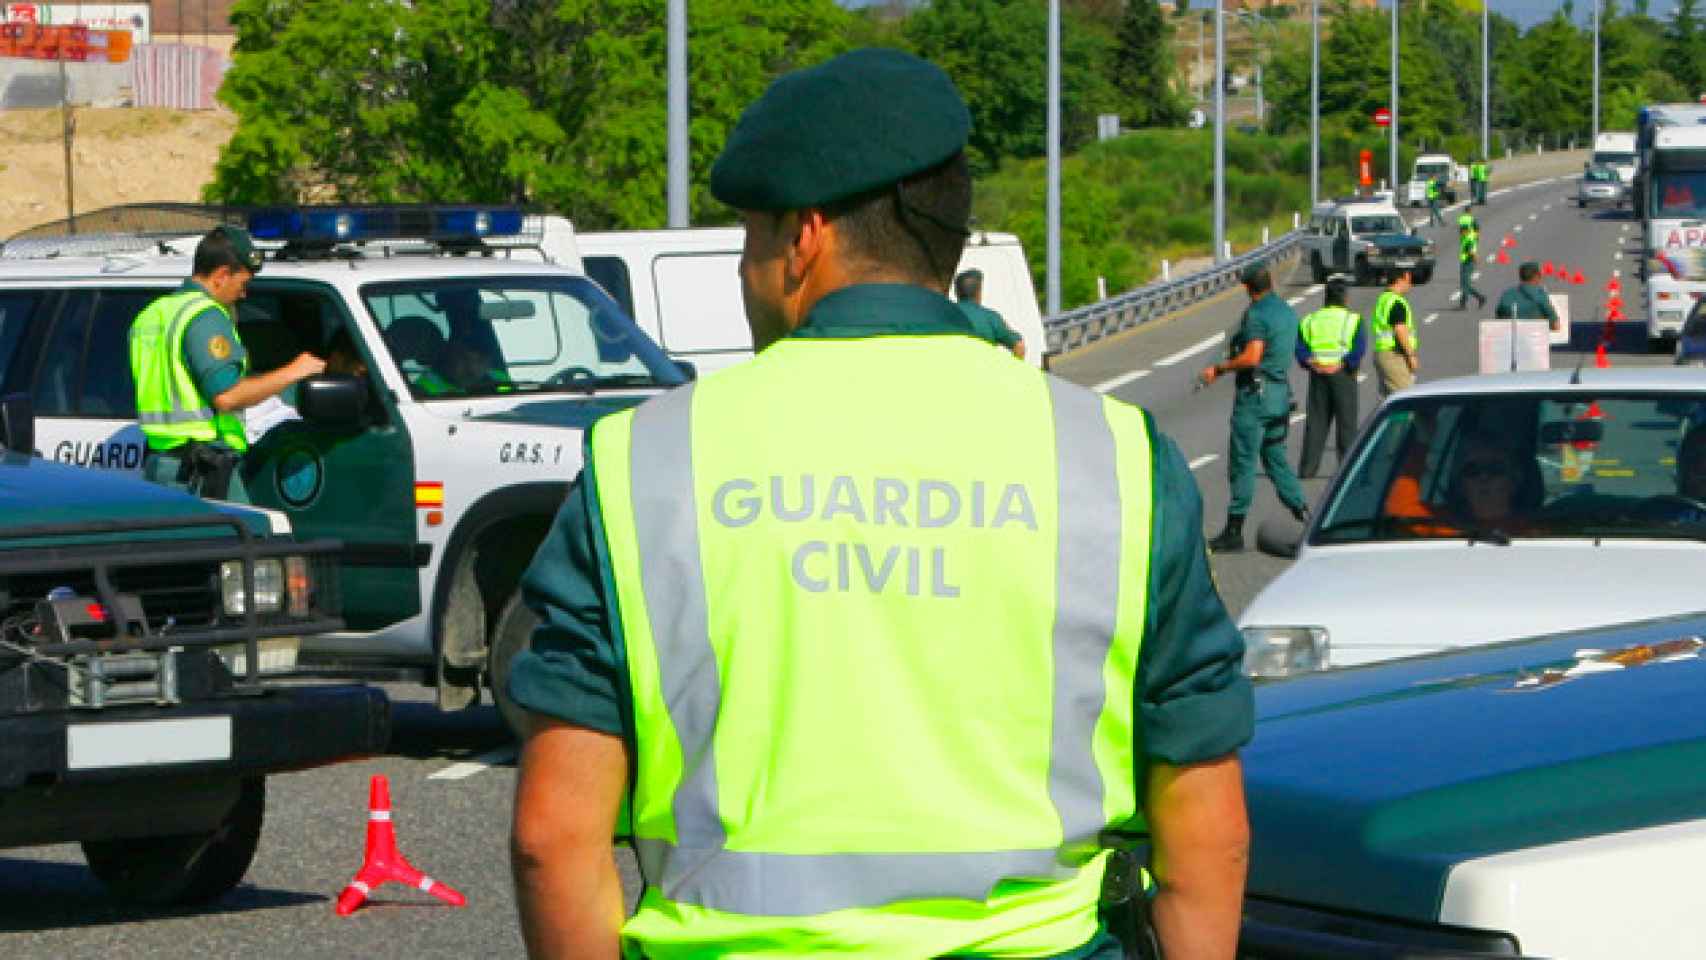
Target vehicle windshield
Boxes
[1350,215,1407,235]
[1584,166,1620,183]
[1414,163,1450,179]
[1313,392,1706,545]
[1650,151,1706,218]
[361,276,686,399]
[1593,151,1636,167]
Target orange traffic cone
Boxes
[1595,341,1609,368]
[335,775,466,915]
[1573,269,1586,285]
[1496,249,1511,264]
[1542,261,1555,276]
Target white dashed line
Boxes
[1423,311,1439,325]
[1356,373,1368,383]
[1094,368,1152,393]
[1154,331,1226,366]
[1614,252,1622,260]
[1614,268,1622,278]
[1473,271,1482,280]
[428,745,520,781]
[1486,254,1498,263]
[1289,412,1306,424]
[1528,213,1538,220]
[1189,454,1219,471]
[1411,218,1428,228]
[1286,295,1307,306]
[1514,224,1525,232]
[1305,284,1324,296]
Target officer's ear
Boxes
[786,208,833,283]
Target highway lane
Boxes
[0,154,1661,958]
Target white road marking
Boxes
[1486,254,1498,263]
[1189,454,1219,471]
[1613,268,1622,278]
[1473,271,1482,279]
[1412,218,1429,228]
[1514,224,1525,232]
[1290,412,1306,424]
[1528,213,1538,220]
[1094,368,1152,393]
[1356,373,1368,383]
[1490,189,1508,198]
[1154,331,1226,366]
[1305,284,1324,295]
[1286,295,1307,305]
[1543,204,1552,211]
[1423,311,1439,325]
[1614,251,1622,260]
[428,744,520,781]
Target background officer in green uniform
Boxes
[1295,277,1365,479]
[509,48,1252,960]
[953,268,1025,359]
[1470,158,1490,205]
[1199,262,1309,552]
[128,225,325,500]
[1426,176,1444,226]
[1457,221,1487,311]
[1496,261,1562,332]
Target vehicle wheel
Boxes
[1413,268,1433,285]
[489,590,540,740]
[436,551,487,711]
[81,777,265,906]
[1310,253,1328,284]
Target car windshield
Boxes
[1350,215,1407,234]
[1593,151,1636,167]
[1584,167,1619,183]
[1313,392,1706,545]
[361,276,686,399]
[1415,163,1450,179]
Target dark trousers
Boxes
[1473,180,1487,205]
[1228,392,1305,516]
[1298,369,1359,479]
[1427,196,1442,225]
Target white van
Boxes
[1593,130,1639,184]
[579,227,1047,374]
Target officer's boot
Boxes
[1209,515,1246,553]
[1289,502,1311,525]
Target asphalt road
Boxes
[4,148,1670,958]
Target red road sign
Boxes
[1373,107,1392,128]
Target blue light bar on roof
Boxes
[245,205,527,244]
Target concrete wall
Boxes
[0,58,131,108]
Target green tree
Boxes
[1112,0,1186,127]
[1668,0,1705,98]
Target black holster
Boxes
[175,440,241,500]
[1100,843,1163,959]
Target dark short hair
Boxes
[1242,266,1273,295]
[1324,278,1349,306]
[954,269,984,301]
[193,226,252,277]
[826,152,972,288]
[1391,267,1414,284]
[1519,262,1540,282]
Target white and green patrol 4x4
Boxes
[0,205,689,725]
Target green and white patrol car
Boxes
[0,205,689,726]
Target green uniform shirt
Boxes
[1235,290,1298,391]
[1495,282,1559,321]
[509,284,1252,960]
[174,280,249,400]
[955,299,1023,350]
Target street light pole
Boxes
[1214,0,1226,263]
[1197,14,1205,103]
[1390,0,1400,195]
[1481,0,1489,160]
[1047,0,1061,314]
[1311,0,1320,209]
[666,0,688,228]
[1591,0,1600,146]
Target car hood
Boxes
[1240,540,1706,665]
[1367,233,1425,249]
[453,394,651,431]
[1245,611,1706,924]
[0,454,271,543]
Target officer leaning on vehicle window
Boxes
[953,268,1026,360]
[507,48,1253,960]
[128,226,325,500]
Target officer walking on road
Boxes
[508,48,1253,960]
[128,225,325,500]
[953,268,1026,359]
[1427,175,1444,226]
[1470,158,1490,205]
[1372,268,1420,397]
[1295,278,1365,479]
[1200,262,1310,552]
[1496,261,1562,332]
[1457,220,1488,311]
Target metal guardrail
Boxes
[1045,229,1305,354]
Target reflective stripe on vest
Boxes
[1427,179,1439,198]
[1372,290,1416,352]
[591,336,1151,955]
[128,290,248,451]
[1300,306,1359,365]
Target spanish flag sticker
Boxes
[415,481,444,509]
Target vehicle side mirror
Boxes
[297,375,368,427]
[0,393,33,456]
[675,359,698,382]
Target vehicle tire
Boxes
[81,777,265,906]
[1413,268,1433,285]
[489,589,540,740]
[1310,253,1328,284]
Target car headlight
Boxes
[1423,239,1435,253]
[221,558,283,615]
[1242,626,1330,678]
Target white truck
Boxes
[1592,130,1639,185]
[1401,153,1464,207]
[1641,124,1706,343]
[579,228,1049,376]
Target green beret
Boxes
[1520,260,1539,273]
[1239,261,1270,284]
[710,48,970,211]
[211,224,263,274]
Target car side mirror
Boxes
[297,375,368,427]
[0,393,33,456]
[675,359,698,382]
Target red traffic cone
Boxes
[1607,294,1624,311]
[1542,261,1555,277]
[1502,235,1516,248]
[1496,249,1511,264]
[1608,276,1621,293]
[1595,342,1609,369]
[335,775,466,915]
[1573,269,1586,285]
[1608,303,1626,321]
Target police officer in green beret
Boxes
[1495,261,1561,331]
[128,225,325,500]
[953,268,1026,359]
[1200,262,1310,551]
[509,48,1252,960]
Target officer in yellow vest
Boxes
[128,226,325,499]
[508,49,1253,960]
[1426,176,1444,226]
[1295,278,1366,479]
[1372,268,1420,397]
[1457,221,1487,311]
[1470,159,1490,205]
